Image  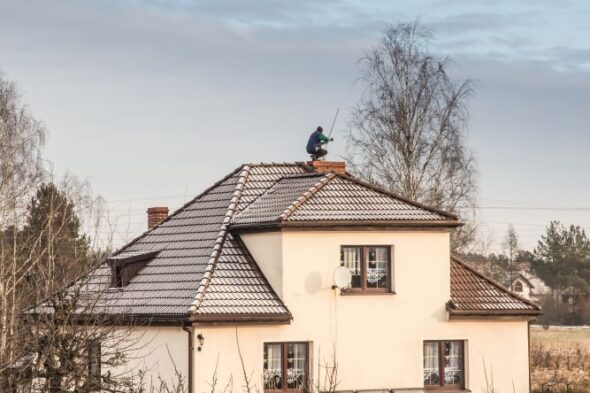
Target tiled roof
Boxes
[449,256,541,316]
[77,162,534,323]
[83,163,308,321]
[232,172,457,227]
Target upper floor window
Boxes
[263,342,308,392]
[423,340,464,389]
[340,246,392,293]
[514,281,523,292]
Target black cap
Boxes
[317,126,323,132]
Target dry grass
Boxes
[531,327,590,392]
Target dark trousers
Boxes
[308,145,327,160]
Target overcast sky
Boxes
[1,0,589,252]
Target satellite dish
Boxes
[333,266,352,289]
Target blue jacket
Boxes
[306,130,329,153]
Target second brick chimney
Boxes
[308,160,346,175]
[147,207,169,229]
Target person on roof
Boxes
[306,126,333,160]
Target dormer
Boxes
[106,250,160,288]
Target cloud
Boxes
[1,0,590,251]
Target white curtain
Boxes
[444,341,463,385]
[423,342,439,386]
[264,344,282,389]
[287,343,307,389]
[341,247,361,287]
[367,247,388,288]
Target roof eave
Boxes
[448,309,542,321]
[230,220,463,232]
[26,312,192,326]
[191,313,292,325]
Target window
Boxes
[88,340,101,390]
[112,263,124,287]
[107,250,160,288]
[340,246,391,292]
[513,281,523,292]
[263,342,308,392]
[423,341,464,389]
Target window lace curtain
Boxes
[423,342,439,385]
[341,247,361,287]
[444,341,463,385]
[264,344,282,389]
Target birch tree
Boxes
[347,21,478,250]
[0,72,187,391]
[0,73,46,369]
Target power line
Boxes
[480,206,590,211]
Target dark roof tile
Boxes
[78,163,529,323]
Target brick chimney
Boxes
[147,207,168,229]
[308,160,346,175]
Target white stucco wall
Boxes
[116,230,531,392]
[242,231,283,299]
[112,326,189,389]
[189,230,531,393]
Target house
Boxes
[464,259,511,286]
[511,271,552,304]
[85,161,540,392]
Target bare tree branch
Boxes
[347,21,478,250]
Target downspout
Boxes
[183,322,194,393]
[528,320,531,393]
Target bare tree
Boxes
[347,21,478,250]
[0,72,46,372]
[503,224,519,290]
[0,72,186,392]
[0,176,189,392]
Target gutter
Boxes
[182,322,194,393]
[448,309,542,317]
[230,220,463,233]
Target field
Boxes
[531,326,590,392]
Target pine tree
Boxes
[532,221,590,323]
[22,183,90,299]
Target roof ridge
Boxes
[190,165,251,314]
[332,172,460,221]
[450,255,540,310]
[245,162,311,169]
[278,173,336,222]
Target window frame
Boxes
[263,341,310,393]
[423,340,465,390]
[340,245,393,294]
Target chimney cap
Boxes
[147,207,169,213]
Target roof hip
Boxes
[189,165,251,314]
[278,173,335,222]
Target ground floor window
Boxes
[423,340,464,389]
[263,342,308,392]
